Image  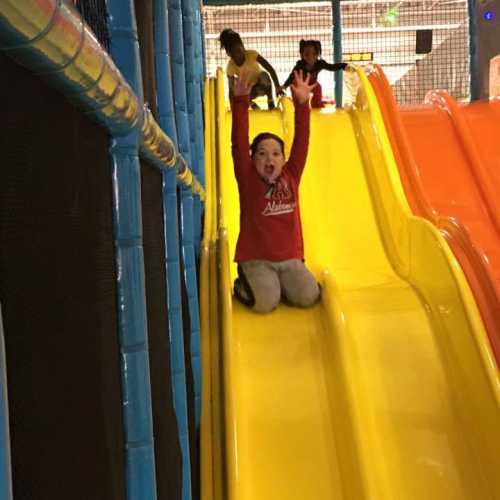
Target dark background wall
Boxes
[0,53,125,499]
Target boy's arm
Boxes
[227,75,236,101]
[282,70,295,89]
[256,54,285,95]
[318,60,347,72]
[282,61,302,89]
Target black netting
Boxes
[134,0,159,117]
[203,0,470,105]
[203,3,338,101]
[75,0,110,50]
[140,161,183,500]
[0,53,125,500]
[341,0,470,104]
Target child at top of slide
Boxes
[283,39,347,108]
[230,69,320,313]
[220,28,284,109]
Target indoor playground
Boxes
[0,0,499,499]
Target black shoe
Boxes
[234,276,255,307]
[268,100,276,110]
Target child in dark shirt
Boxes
[231,70,320,313]
[283,39,347,108]
[220,28,284,109]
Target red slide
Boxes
[369,65,500,366]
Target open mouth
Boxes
[264,165,274,176]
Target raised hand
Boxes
[290,70,317,105]
[233,71,251,97]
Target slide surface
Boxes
[201,69,500,500]
[369,64,500,362]
[401,98,500,314]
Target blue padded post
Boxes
[153,1,193,499]
[333,0,343,107]
[181,0,202,255]
[105,1,157,498]
[168,0,202,432]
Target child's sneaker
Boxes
[234,277,254,307]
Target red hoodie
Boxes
[231,95,310,262]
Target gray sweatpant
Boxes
[236,259,320,314]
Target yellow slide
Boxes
[200,69,500,500]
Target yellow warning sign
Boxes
[343,52,374,62]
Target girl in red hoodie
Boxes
[231,70,320,313]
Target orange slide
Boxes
[369,65,500,366]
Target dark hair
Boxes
[219,29,243,51]
[250,133,285,157]
[299,39,322,57]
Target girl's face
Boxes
[302,46,319,67]
[252,138,285,183]
[226,43,246,66]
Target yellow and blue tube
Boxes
[153,0,194,499]
[0,0,204,194]
[0,0,140,135]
